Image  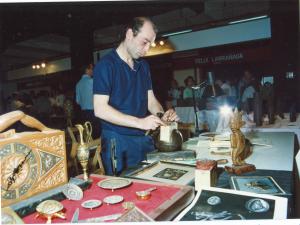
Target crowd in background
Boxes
[166,68,282,118]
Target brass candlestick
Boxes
[75,124,90,181]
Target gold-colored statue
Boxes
[225,108,255,175]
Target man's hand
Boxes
[162,109,180,122]
[139,115,165,130]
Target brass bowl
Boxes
[153,129,183,152]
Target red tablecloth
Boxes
[23,175,181,223]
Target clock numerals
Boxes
[6,150,32,191]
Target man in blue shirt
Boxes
[76,63,100,137]
[93,17,179,175]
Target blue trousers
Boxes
[101,129,154,175]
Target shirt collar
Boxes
[113,49,142,72]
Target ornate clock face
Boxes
[1,143,39,200]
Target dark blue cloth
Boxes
[101,129,154,175]
[93,49,152,136]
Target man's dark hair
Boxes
[118,17,158,43]
[81,63,93,74]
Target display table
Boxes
[22,174,194,223]
[185,132,295,171]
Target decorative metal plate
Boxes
[62,183,83,201]
[81,200,102,209]
[103,195,124,205]
[97,178,132,190]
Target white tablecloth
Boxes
[184,132,295,171]
[242,113,300,146]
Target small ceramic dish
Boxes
[81,200,102,209]
[62,183,83,201]
[103,195,124,205]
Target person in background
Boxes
[76,63,101,138]
[167,78,181,108]
[93,17,179,175]
[238,69,254,104]
[183,76,195,99]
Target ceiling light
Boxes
[36,65,40,69]
[229,15,268,24]
[41,63,46,68]
[159,40,164,46]
[32,65,36,69]
[151,42,156,47]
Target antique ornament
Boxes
[62,183,83,201]
[122,201,135,210]
[36,200,65,223]
[0,111,68,207]
[1,207,24,224]
[97,178,132,191]
[75,124,90,181]
[225,108,256,175]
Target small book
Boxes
[230,176,286,195]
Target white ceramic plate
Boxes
[97,178,132,190]
[81,200,102,209]
[103,195,124,205]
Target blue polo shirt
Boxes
[93,49,153,136]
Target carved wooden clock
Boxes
[0,111,68,207]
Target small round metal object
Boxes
[97,178,132,191]
[122,201,135,210]
[103,195,124,205]
[245,198,270,213]
[207,196,221,205]
[62,183,83,201]
[136,187,156,200]
[81,200,102,209]
[36,200,64,215]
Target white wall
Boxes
[169,18,271,51]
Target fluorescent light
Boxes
[229,15,268,24]
[162,29,192,37]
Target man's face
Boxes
[126,21,156,59]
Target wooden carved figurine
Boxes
[225,108,255,174]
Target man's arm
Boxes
[94,94,164,131]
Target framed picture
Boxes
[174,187,287,221]
[230,176,286,195]
[125,161,195,186]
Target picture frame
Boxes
[230,176,286,195]
[174,187,287,221]
[125,161,195,186]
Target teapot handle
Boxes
[173,129,183,142]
